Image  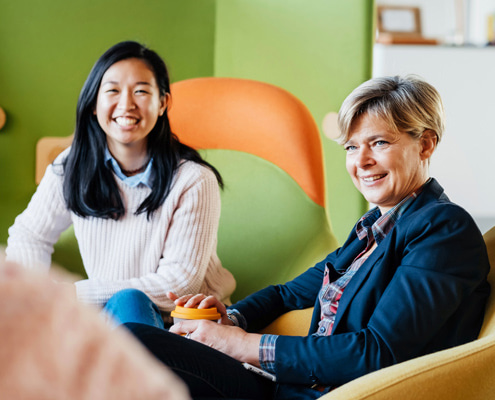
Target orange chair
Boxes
[168,77,326,208]
[168,77,338,300]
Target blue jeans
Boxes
[103,288,165,329]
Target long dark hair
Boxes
[63,41,223,220]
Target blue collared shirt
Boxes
[104,148,154,188]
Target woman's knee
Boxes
[106,288,151,308]
[104,289,164,329]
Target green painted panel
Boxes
[214,0,372,243]
[0,0,373,301]
[0,0,216,243]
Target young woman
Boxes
[6,41,236,326]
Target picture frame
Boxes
[375,5,437,45]
[377,5,422,37]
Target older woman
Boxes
[123,76,490,400]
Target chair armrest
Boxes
[323,334,495,399]
[259,308,313,336]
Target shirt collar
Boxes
[356,178,430,245]
[104,148,154,188]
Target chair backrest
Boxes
[478,226,495,338]
[36,135,74,184]
[169,77,338,300]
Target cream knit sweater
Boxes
[6,150,236,311]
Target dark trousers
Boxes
[125,323,329,400]
[124,323,275,399]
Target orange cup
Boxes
[171,305,221,324]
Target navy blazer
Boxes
[232,179,490,389]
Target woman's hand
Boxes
[167,292,233,325]
[169,319,262,366]
[167,292,223,309]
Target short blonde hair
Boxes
[337,75,445,145]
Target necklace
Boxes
[121,161,148,176]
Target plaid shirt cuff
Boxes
[259,334,278,374]
[226,309,247,330]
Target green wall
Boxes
[214,0,372,243]
[0,0,371,247]
[0,0,216,243]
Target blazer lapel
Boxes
[326,178,446,333]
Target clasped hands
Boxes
[167,292,261,366]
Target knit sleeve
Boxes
[6,156,72,270]
[151,163,225,306]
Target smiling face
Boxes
[95,58,168,156]
[345,112,436,214]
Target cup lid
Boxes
[171,305,221,320]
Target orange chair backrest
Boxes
[168,77,326,207]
